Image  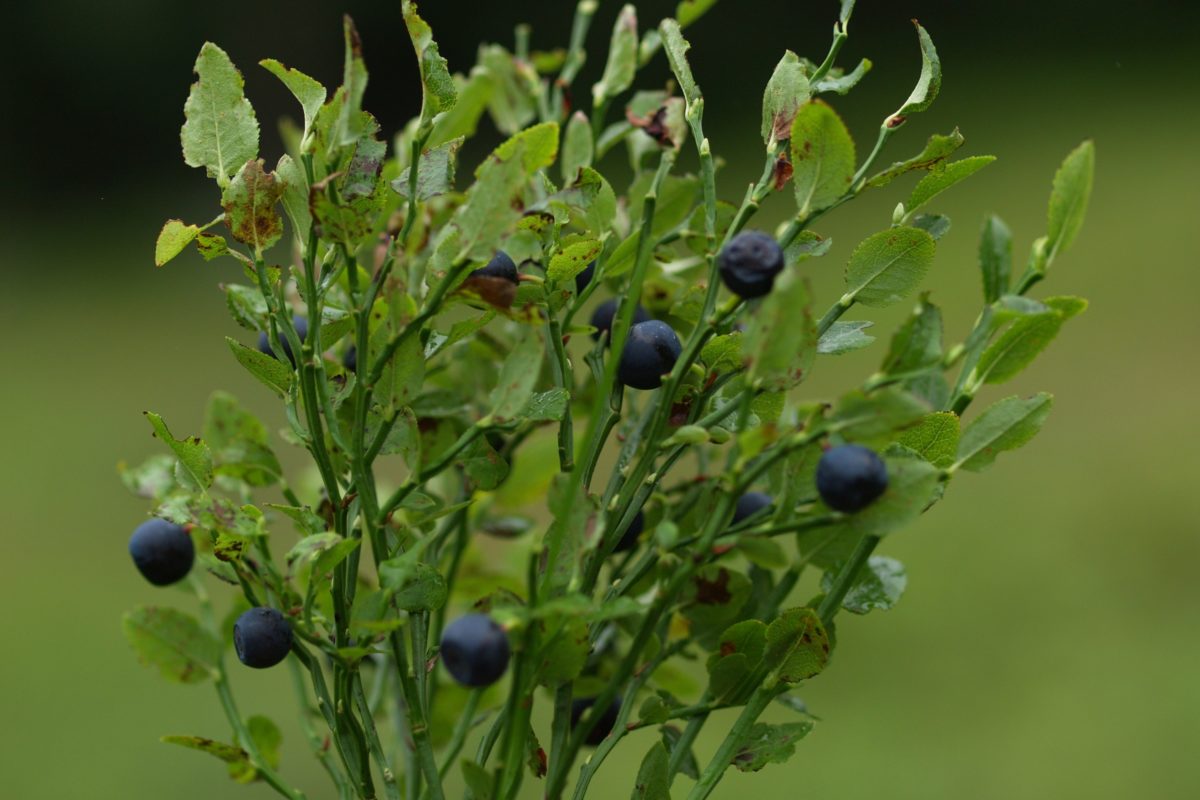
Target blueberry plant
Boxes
[125,1,1094,798]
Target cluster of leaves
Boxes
[130,2,1094,799]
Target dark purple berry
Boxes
[571,697,620,747]
[470,251,519,284]
[816,445,889,512]
[589,298,650,343]
[233,607,293,669]
[731,492,773,526]
[618,320,682,390]
[257,317,308,366]
[129,518,194,586]
[718,231,785,298]
[440,614,510,687]
[612,511,645,553]
[575,260,597,293]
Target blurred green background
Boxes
[2,0,1198,797]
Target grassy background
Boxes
[2,1,1198,797]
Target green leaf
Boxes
[764,607,830,683]
[392,137,462,201]
[973,297,1087,385]
[453,142,528,260]
[743,271,816,391]
[897,412,960,469]
[1045,140,1095,263]
[682,566,752,646]
[732,721,814,773]
[892,22,941,120]
[332,17,369,149]
[230,715,282,782]
[375,319,425,415]
[203,391,281,487]
[547,238,602,284]
[818,320,875,355]
[660,725,700,779]
[790,100,855,218]
[822,555,907,614]
[762,51,811,146]
[677,0,719,28]
[706,619,766,702]
[119,454,178,501]
[226,337,293,397]
[223,285,268,331]
[161,735,249,774]
[403,0,458,128]
[429,69,493,148]
[844,227,936,308]
[259,59,326,142]
[393,562,448,612]
[122,606,220,684]
[483,121,560,177]
[830,388,928,444]
[221,160,284,253]
[867,128,964,187]
[463,436,510,491]
[700,332,743,374]
[274,154,311,243]
[879,295,942,378]
[480,45,537,136]
[488,329,543,423]
[535,615,589,686]
[461,760,493,800]
[814,58,872,95]
[979,214,1012,304]
[156,220,200,267]
[631,741,670,799]
[955,393,1053,472]
[144,412,213,491]
[561,111,594,183]
[910,213,951,241]
[907,156,995,214]
[522,388,569,421]
[594,5,638,104]
[660,20,699,106]
[181,43,259,186]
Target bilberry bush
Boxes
[127,1,1094,798]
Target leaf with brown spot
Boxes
[222,160,284,253]
[122,606,221,684]
[763,607,831,683]
[732,721,815,772]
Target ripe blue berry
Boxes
[440,614,510,687]
[571,698,620,746]
[575,259,597,293]
[589,298,650,343]
[816,444,889,512]
[731,492,773,526]
[470,251,519,284]
[718,231,785,298]
[233,607,293,669]
[612,510,645,553]
[618,320,682,390]
[257,317,308,366]
[343,345,357,372]
[128,518,194,586]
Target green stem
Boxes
[436,689,483,780]
[289,658,354,800]
[685,686,781,800]
[818,534,881,624]
[191,578,309,800]
[352,673,402,800]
